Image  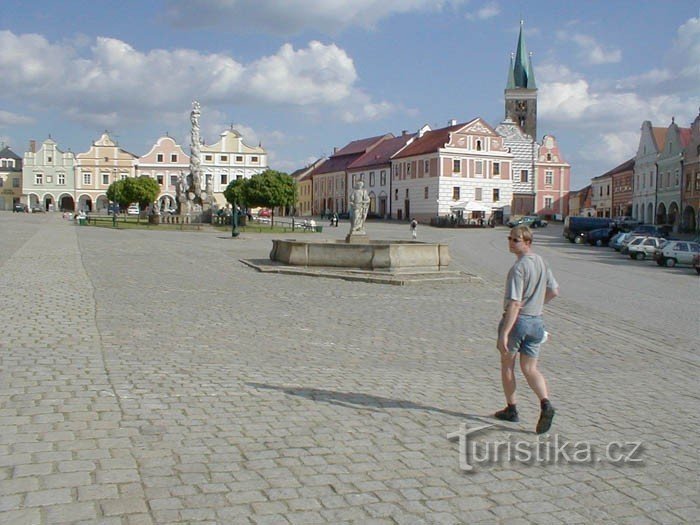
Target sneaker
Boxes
[536,404,555,434]
[541,331,549,345]
[494,406,519,422]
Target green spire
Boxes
[509,20,536,89]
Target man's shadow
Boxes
[246,382,532,435]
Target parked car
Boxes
[13,203,26,212]
[107,203,120,215]
[582,227,617,246]
[31,205,45,213]
[653,241,700,267]
[563,216,614,243]
[127,205,140,215]
[612,216,641,231]
[610,232,632,251]
[631,224,672,238]
[627,236,665,260]
[507,215,548,228]
[258,208,271,217]
[693,254,700,275]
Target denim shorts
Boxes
[498,314,546,357]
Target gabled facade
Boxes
[681,110,700,233]
[534,135,570,218]
[200,129,268,207]
[633,121,667,224]
[590,172,612,218]
[0,146,23,210]
[495,117,536,215]
[290,158,325,217]
[75,132,138,212]
[22,138,77,212]
[311,134,392,215]
[656,118,691,229]
[347,132,415,218]
[392,118,513,222]
[137,136,190,211]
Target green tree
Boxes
[131,176,161,212]
[106,179,130,211]
[243,170,296,225]
[223,177,248,209]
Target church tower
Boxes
[505,20,537,140]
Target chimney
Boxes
[29,140,36,153]
[333,147,338,154]
[448,119,457,126]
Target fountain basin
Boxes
[270,239,451,271]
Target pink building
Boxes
[534,135,570,218]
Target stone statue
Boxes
[348,181,370,235]
[190,101,202,199]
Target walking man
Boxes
[496,225,559,434]
[410,218,418,240]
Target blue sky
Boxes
[1,1,698,189]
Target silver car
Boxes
[627,236,665,260]
[654,241,700,267]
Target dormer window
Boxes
[546,153,552,161]
[157,154,164,162]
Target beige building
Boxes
[75,132,138,212]
[137,136,190,211]
[200,129,268,207]
[290,159,325,217]
[591,172,612,217]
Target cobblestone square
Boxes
[1,213,697,524]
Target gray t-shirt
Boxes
[503,253,558,316]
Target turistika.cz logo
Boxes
[447,423,643,472]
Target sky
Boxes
[1,1,698,190]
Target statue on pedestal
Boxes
[348,181,370,236]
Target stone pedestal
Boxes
[345,233,368,244]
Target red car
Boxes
[258,209,271,217]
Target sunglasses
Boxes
[507,237,523,243]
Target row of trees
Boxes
[223,170,296,222]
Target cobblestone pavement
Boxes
[1,213,698,524]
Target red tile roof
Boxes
[651,127,668,151]
[679,127,692,147]
[392,121,472,159]
[596,157,635,179]
[311,134,392,175]
[347,134,416,170]
[333,133,393,156]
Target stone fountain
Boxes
[244,181,474,285]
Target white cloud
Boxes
[164,0,466,34]
[0,110,34,127]
[556,31,621,65]
[465,2,500,21]
[0,31,394,130]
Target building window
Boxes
[155,175,163,185]
[407,163,411,176]
[58,173,65,185]
[476,140,482,151]
[83,173,91,185]
[157,154,164,162]
[251,156,259,163]
[424,160,429,175]
[475,161,483,176]
[236,155,243,162]
[405,189,409,199]
[380,170,386,186]
[171,154,178,162]
[453,159,461,173]
[544,196,553,208]
[35,173,43,185]
[205,155,212,161]
[102,173,109,184]
[475,188,482,201]
[520,169,528,182]
[394,189,398,201]
[545,170,553,185]
[493,188,500,201]
[170,175,177,186]
[221,174,228,185]
[104,157,108,162]
[221,155,228,162]
[424,186,429,199]
[47,156,52,163]
[352,174,357,186]
[607,185,610,195]
[13,178,20,188]
[452,186,460,200]
[369,172,375,187]
[120,174,127,180]
[493,162,500,176]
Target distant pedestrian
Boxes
[495,225,559,434]
[410,218,418,240]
